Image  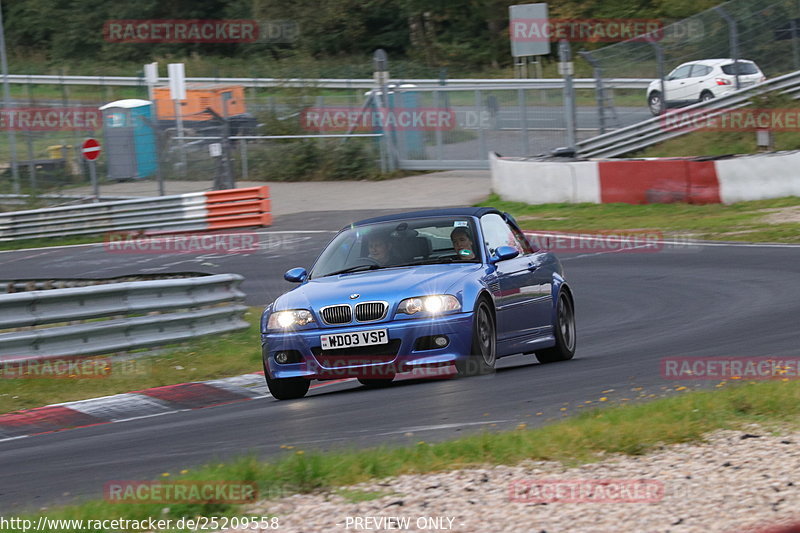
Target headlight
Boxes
[267,309,315,329]
[397,295,461,315]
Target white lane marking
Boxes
[375,420,511,436]
[283,420,513,447]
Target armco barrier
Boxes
[490,151,800,205]
[0,274,248,363]
[0,186,271,241]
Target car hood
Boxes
[273,263,482,311]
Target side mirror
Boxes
[284,267,307,283]
[492,246,519,262]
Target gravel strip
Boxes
[224,427,800,533]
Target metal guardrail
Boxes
[576,70,800,158]
[0,274,248,363]
[0,274,205,293]
[6,74,652,90]
[0,186,271,241]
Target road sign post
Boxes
[82,138,101,202]
[168,63,187,177]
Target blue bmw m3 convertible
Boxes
[261,207,576,399]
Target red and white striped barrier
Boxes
[0,186,272,241]
[490,151,800,205]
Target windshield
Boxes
[310,217,482,278]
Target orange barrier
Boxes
[202,186,272,229]
[204,186,269,203]
[208,212,272,230]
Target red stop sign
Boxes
[82,138,101,161]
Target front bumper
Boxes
[263,312,474,380]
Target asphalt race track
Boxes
[1,210,799,512]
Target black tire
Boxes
[700,91,714,102]
[358,375,395,388]
[648,91,664,116]
[536,291,576,364]
[456,299,496,376]
[263,358,309,400]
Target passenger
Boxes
[450,227,476,260]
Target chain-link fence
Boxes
[2,80,602,200]
[0,78,147,198]
[581,0,800,127]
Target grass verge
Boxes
[0,310,262,413]
[478,194,800,243]
[6,379,800,531]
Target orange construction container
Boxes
[153,83,247,122]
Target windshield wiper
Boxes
[324,264,382,277]
[394,257,460,267]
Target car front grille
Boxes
[311,339,401,368]
[320,304,352,325]
[355,301,387,322]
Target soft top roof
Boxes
[352,207,502,228]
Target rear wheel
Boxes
[700,90,714,102]
[536,291,576,364]
[263,358,309,400]
[456,299,496,376]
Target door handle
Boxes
[528,262,540,271]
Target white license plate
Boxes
[320,329,388,350]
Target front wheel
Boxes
[266,374,310,400]
[648,91,664,116]
[456,299,496,376]
[536,291,576,364]
[264,359,309,400]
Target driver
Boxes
[450,227,476,260]
[366,232,400,266]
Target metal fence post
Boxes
[559,40,577,149]
[434,89,444,161]
[648,41,666,114]
[579,51,606,135]
[476,89,488,159]
[0,4,20,194]
[518,88,529,154]
[240,139,248,180]
[714,6,740,90]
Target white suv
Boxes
[647,59,766,115]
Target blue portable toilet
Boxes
[99,99,158,180]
